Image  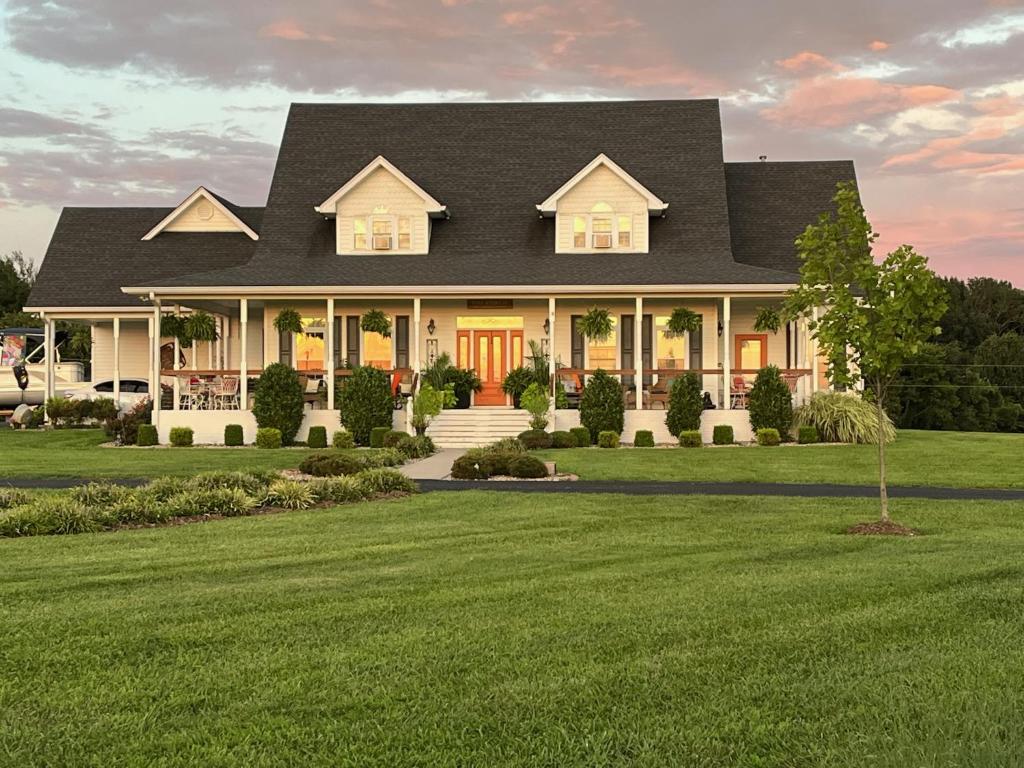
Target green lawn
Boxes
[0,429,324,478]
[3,492,1024,766]
[538,429,1024,488]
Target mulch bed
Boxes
[846,519,921,537]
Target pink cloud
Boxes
[259,20,335,42]
[869,40,889,51]
[775,51,843,74]
[588,63,717,91]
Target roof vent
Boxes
[759,155,767,163]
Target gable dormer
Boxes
[537,154,667,255]
[141,187,258,240]
[315,156,446,256]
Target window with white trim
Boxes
[353,219,367,250]
[568,202,636,252]
[617,215,632,247]
[398,216,411,249]
[371,217,393,250]
[573,215,586,248]
[591,202,613,248]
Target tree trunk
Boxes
[877,383,889,522]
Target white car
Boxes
[63,378,151,410]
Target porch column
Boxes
[326,298,335,409]
[214,317,221,370]
[223,314,231,370]
[634,297,643,409]
[811,307,820,394]
[412,298,421,377]
[151,299,161,430]
[42,314,54,414]
[548,297,556,401]
[112,318,121,406]
[721,297,731,410]
[172,305,181,410]
[239,298,248,410]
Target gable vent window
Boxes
[372,217,393,250]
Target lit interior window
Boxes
[587,316,617,370]
[591,202,613,248]
[363,316,392,369]
[573,216,586,248]
[296,317,325,371]
[654,316,685,370]
[618,215,632,247]
[372,218,393,250]
[398,216,411,249]
[353,219,367,250]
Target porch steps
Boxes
[426,408,532,449]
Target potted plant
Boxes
[273,308,304,336]
[184,310,219,343]
[754,307,782,334]
[520,382,551,430]
[501,366,536,408]
[665,307,701,336]
[411,383,445,435]
[448,367,482,409]
[360,309,392,338]
[577,307,613,342]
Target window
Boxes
[363,314,392,369]
[573,216,586,248]
[295,317,325,371]
[398,217,411,249]
[618,215,632,247]
[587,316,617,370]
[353,219,367,250]
[592,217,612,248]
[371,218,393,250]
[655,316,685,370]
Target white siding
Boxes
[555,165,649,254]
[162,195,246,234]
[335,167,430,255]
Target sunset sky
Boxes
[1,1,1021,285]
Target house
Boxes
[27,100,852,445]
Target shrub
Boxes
[356,468,418,496]
[450,454,490,480]
[255,427,282,449]
[299,452,364,477]
[252,363,304,445]
[332,430,355,450]
[136,424,158,447]
[633,430,655,447]
[369,426,391,448]
[748,366,794,441]
[89,398,119,423]
[570,426,592,447]
[28,497,99,535]
[308,476,366,504]
[411,383,445,434]
[798,425,820,444]
[794,392,895,444]
[145,476,192,501]
[0,488,31,509]
[489,437,526,454]
[265,479,316,510]
[190,471,275,496]
[336,366,394,445]
[71,482,132,508]
[597,430,619,448]
[395,434,435,459]
[224,423,244,446]
[665,373,703,437]
[551,430,576,448]
[184,487,258,517]
[712,425,734,445]
[362,448,405,468]
[580,370,624,443]
[169,427,193,447]
[45,396,76,427]
[501,366,536,406]
[107,398,152,445]
[307,425,328,449]
[520,382,551,430]
[382,429,408,448]
[679,430,702,448]
[757,428,781,446]
[508,455,549,478]
[994,403,1022,432]
[517,429,553,450]
[106,488,168,525]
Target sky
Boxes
[0,0,1022,285]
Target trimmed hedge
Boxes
[300,452,364,477]
[450,454,490,480]
[307,426,328,449]
[336,366,394,445]
[169,427,193,447]
[551,430,576,449]
[597,431,619,449]
[580,370,624,443]
[518,429,553,450]
[633,430,655,447]
[369,426,391,448]
[757,428,781,446]
[256,427,282,449]
[570,426,592,448]
[666,373,703,437]
[382,429,407,448]
[748,365,793,441]
[136,424,158,447]
[332,430,355,450]
[224,424,244,447]
[712,425,734,445]
[508,455,549,478]
[252,363,304,445]
[798,425,820,444]
[679,430,702,448]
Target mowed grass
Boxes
[2,492,1024,766]
[0,429,324,478]
[538,429,1024,488]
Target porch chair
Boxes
[211,376,239,410]
[730,376,749,409]
[181,378,207,410]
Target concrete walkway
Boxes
[397,449,461,480]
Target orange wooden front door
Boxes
[458,329,523,406]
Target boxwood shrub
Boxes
[256,427,282,449]
[307,425,328,449]
[382,429,407,448]
[712,425,734,445]
[666,373,703,437]
[369,426,391,448]
[748,365,794,441]
[508,455,548,478]
[332,430,355,450]
[224,423,244,446]
[633,429,655,447]
[757,428,781,446]
[597,430,619,449]
[252,363,304,445]
[299,452,364,477]
[579,370,624,443]
[169,427,193,447]
[550,430,576,449]
[336,366,394,445]
[136,424,158,447]
[679,430,702,448]
[450,454,490,480]
[517,429,553,450]
[569,426,592,447]
[798,425,820,445]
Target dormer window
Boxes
[618,215,632,248]
[591,204,613,248]
[398,216,411,249]
[573,216,586,248]
[371,217,393,250]
[354,219,367,250]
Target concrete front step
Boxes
[427,408,532,448]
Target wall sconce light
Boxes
[427,318,436,336]
[543,318,550,336]
[717,320,724,337]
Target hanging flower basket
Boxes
[665,307,701,337]
[360,309,392,338]
[184,310,219,343]
[578,307,613,342]
[753,307,782,334]
[273,308,304,336]
[160,314,184,341]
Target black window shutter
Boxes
[333,317,342,366]
[642,315,653,385]
[395,316,410,369]
[689,318,704,371]
[621,314,634,387]
[278,328,292,365]
[346,316,360,366]
[571,315,584,369]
